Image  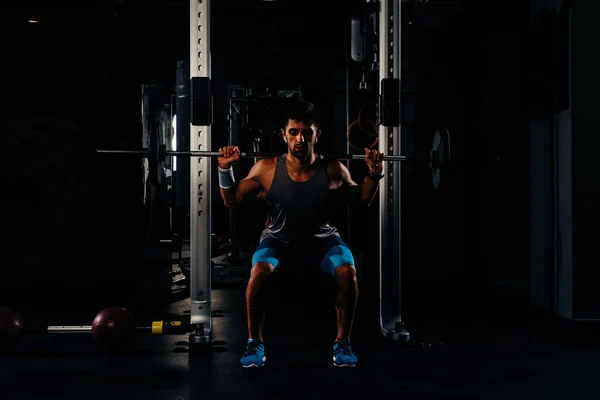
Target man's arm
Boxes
[219,160,264,208]
[333,161,381,207]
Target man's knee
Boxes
[251,262,274,278]
[334,265,357,288]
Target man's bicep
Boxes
[337,161,358,186]
[235,160,265,200]
[327,161,360,204]
[237,177,261,198]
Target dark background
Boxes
[1,0,576,319]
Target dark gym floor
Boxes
[2,279,600,400]
[0,260,600,400]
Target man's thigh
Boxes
[251,237,287,269]
[307,236,356,277]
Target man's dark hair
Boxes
[280,99,321,129]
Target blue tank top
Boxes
[260,154,339,245]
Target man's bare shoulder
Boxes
[257,156,278,168]
[322,157,344,176]
[251,156,278,176]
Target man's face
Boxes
[281,119,320,162]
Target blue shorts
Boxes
[251,236,355,276]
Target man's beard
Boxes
[291,145,310,162]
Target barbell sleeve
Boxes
[46,325,91,333]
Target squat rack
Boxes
[186,0,408,346]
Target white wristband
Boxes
[218,166,235,189]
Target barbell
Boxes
[96,128,451,192]
[97,148,414,163]
[0,307,194,350]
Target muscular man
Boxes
[217,100,384,368]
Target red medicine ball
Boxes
[91,307,136,346]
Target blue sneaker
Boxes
[240,339,266,368]
[333,338,357,367]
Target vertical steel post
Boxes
[188,0,212,344]
[378,0,409,341]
